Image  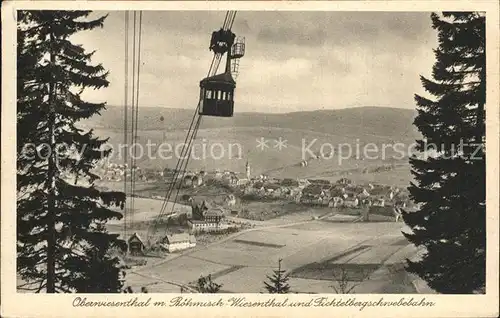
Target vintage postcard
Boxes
[1,1,499,317]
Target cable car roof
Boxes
[200,71,236,85]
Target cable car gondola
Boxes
[199,71,236,117]
[199,28,245,117]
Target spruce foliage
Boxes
[402,12,486,294]
[263,259,291,293]
[17,10,126,293]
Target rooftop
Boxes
[128,232,144,245]
[163,232,196,244]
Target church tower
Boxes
[245,160,251,180]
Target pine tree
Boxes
[402,12,486,294]
[263,259,291,293]
[196,274,222,293]
[17,11,126,293]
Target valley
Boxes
[90,105,430,294]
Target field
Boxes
[126,219,426,293]
[98,180,225,201]
[238,200,331,221]
[105,196,191,242]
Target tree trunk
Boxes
[46,31,56,293]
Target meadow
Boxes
[127,220,422,293]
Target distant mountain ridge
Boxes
[83,105,420,141]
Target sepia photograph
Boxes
[2,1,499,317]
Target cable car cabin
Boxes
[230,37,246,59]
[199,72,236,117]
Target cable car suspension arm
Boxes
[147,11,237,239]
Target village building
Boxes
[297,179,310,189]
[204,208,225,223]
[349,186,370,199]
[255,174,269,181]
[307,179,331,186]
[189,199,226,232]
[188,219,228,232]
[343,196,359,208]
[270,188,283,198]
[336,177,353,185]
[194,170,206,177]
[369,186,395,200]
[319,196,330,206]
[192,175,203,187]
[372,198,386,207]
[329,196,344,208]
[360,198,373,207]
[225,194,236,207]
[188,208,225,232]
[329,187,345,198]
[128,233,145,256]
[221,172,239,185]
[214,171,223,179]
[161,233,196,252]
[162,168,177,179]
[263,182,280,193]
[300,184,325,204]
[280,178,299,187]
[236,178,248,186]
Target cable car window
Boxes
[205,90,211,99]
[217,91,222,100]
[222,91,227,100]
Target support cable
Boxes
[129,12,137,231]
[131,11,143,231]
[123,11,129,240]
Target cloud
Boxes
[257,26,328,47]
[75,11,437,113]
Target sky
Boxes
[75,11,438,113]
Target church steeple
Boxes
[245,160,250,179]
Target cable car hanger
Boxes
[147,11,245,241]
